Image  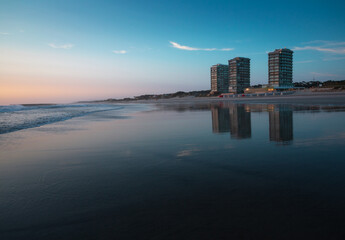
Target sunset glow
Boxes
[1,0,345,104]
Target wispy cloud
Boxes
[293,46,345,54]
[220,48,234,51]
[112,50,127,54]
[293,40,345,55]
[323,56,345,61]
[310,72,339,77]
[0,32,10,35]
[302,40,345,46]
[48,43,74,49]
[295,60,314,63]
[170,41,234,51]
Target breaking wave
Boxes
[0,104,124,134]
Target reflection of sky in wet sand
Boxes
[1,103,345,239]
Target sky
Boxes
[1,0,345,104]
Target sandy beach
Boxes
[107,91,345,105]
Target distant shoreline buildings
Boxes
[211,48,293,94]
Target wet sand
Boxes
[1,100,345,239]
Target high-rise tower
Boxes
[268,48,293,87]
[210,64,229,93]
[228,57,250,94]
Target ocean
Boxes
[0,104,128,134]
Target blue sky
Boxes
[1,0,345,103]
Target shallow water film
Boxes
[1,103,345,240]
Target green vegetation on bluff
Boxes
[294,80,345,89]
[104,90,211,102]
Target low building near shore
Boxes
[244,86,274,94]
[244,85,299,94]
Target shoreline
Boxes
[97,91,345,105]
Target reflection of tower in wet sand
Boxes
[229,105,251,139]
[269,105,293,143]
[211,106,230,133]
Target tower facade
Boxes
[228,57,250,94]
[210,64,229,93]
[268,48,293,87]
